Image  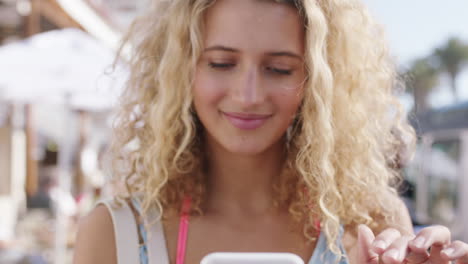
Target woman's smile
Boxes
[222,111,273,130]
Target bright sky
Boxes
[362,0,468,108]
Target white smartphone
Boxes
[200,252,304,264]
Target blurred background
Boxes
[0,0,467,263]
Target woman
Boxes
[73,0,468,263]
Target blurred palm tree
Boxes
[405,58,439,114]
[433,37,468,102]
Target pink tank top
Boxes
[176,196,191,264]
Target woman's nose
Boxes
[231,66,266,106]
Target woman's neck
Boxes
[203,135,286,217]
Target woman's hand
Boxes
[357,224,468,264]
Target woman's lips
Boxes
[223,112,272,130]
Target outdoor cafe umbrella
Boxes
[0,28,126,263]
[0,28,125,111]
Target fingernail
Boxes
[413,237,426,248]
[384,249,400,260]
[442,247,455,257]
[373,240,386,250]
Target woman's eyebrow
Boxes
[266,51,303,60]
[204,45,238,52]
[204,45,303,60]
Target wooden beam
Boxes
[25,104,38,196]
[39,0,83,29]
[25,0,41,37]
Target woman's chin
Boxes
[220,139,278,156]
[224,145,267,156]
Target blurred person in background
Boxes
[74,0,468,264]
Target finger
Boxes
[371,228,402,255]
[408,225,451,254]
[358,225,379,264]
[440,240,468,264]
[428,243,449,264]
[404,249,429,264]
[379,235,412,264]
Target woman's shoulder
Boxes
[73,204,117,264]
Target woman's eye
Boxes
[266,66,292,75]
[209,62,235,69]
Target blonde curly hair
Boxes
[111,0,415,255]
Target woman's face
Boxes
[193,0,306,155]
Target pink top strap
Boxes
[302,187,322,232]
[314,219,321,232]
[176,196,191,264]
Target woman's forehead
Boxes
[203,0,304,54]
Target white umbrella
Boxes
[0,28,126,111]
[0,28,127,264]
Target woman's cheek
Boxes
[272,87,303,122]
[193,70,227,106]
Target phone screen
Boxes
[200,252,305,264]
